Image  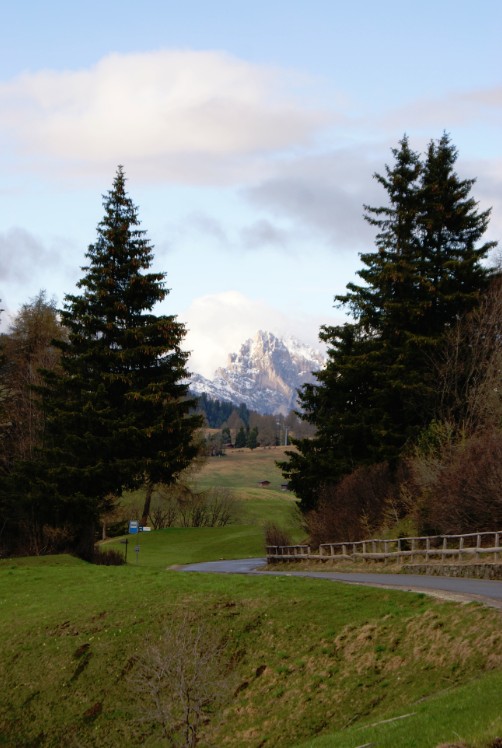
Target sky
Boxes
[1,0,501,376]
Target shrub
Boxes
[414,428,502,534]
[305,461,410,547]
[92,547,125,566]
[264,522,292,548]
[151,485,237,529]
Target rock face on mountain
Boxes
[190,330,325,415]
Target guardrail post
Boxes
[441,536,447,564]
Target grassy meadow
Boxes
[1,446,502,747]
[122,445,304,552]
[194,446,300,526]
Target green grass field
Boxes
[196,448,303,529]
[122,446,303,543]
[194,446,289,490]
[1,447,501,747]
[106,525,268,566]
[1,554,501,747]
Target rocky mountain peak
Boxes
[190,330,325,415]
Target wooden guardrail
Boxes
[267,530,502,564]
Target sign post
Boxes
[119,538,129,562]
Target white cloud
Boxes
[180,291,329,377]
[0,50,331,184]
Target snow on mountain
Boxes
[189,330,325,415]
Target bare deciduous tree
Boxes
[436,276,502,435]
[305,461,411,546]
[412,428,502,534]
[131,613,234,747]
[1,291,65,465]
[148,485,236,529]
[149,494,179,529]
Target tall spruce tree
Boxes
[281,135,495,512]
[39,167,202,558]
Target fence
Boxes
[266,530,502,565]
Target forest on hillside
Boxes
[195,392,314,452]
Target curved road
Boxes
[180,558,502,609]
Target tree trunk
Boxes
[76,521,96,562]
[141,480,154,527]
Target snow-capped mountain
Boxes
[190,330,325,415]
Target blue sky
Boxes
[1,0,501,375]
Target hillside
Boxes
[1,554,502,747]
[3,449,501,747]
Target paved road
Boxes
[179,558,502,608]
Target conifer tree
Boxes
[39,168,202,558]
[281,135,495,512]
[235,427,247,449]
[247,426,259,450]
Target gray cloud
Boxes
[243,135,502,253]
[185,212,229,245]
[467,159,502,250]
[0,228,63,282]
[243,145,383,250]
[0,229,79,318]
[240,219,290,251]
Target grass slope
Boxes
[2,449,502,746]
[105,525,268,566]
[195,446,288,490]
[186,446,301,531]
[298,669,502,747]
[122,446,302,540]
[1,555,501,747]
